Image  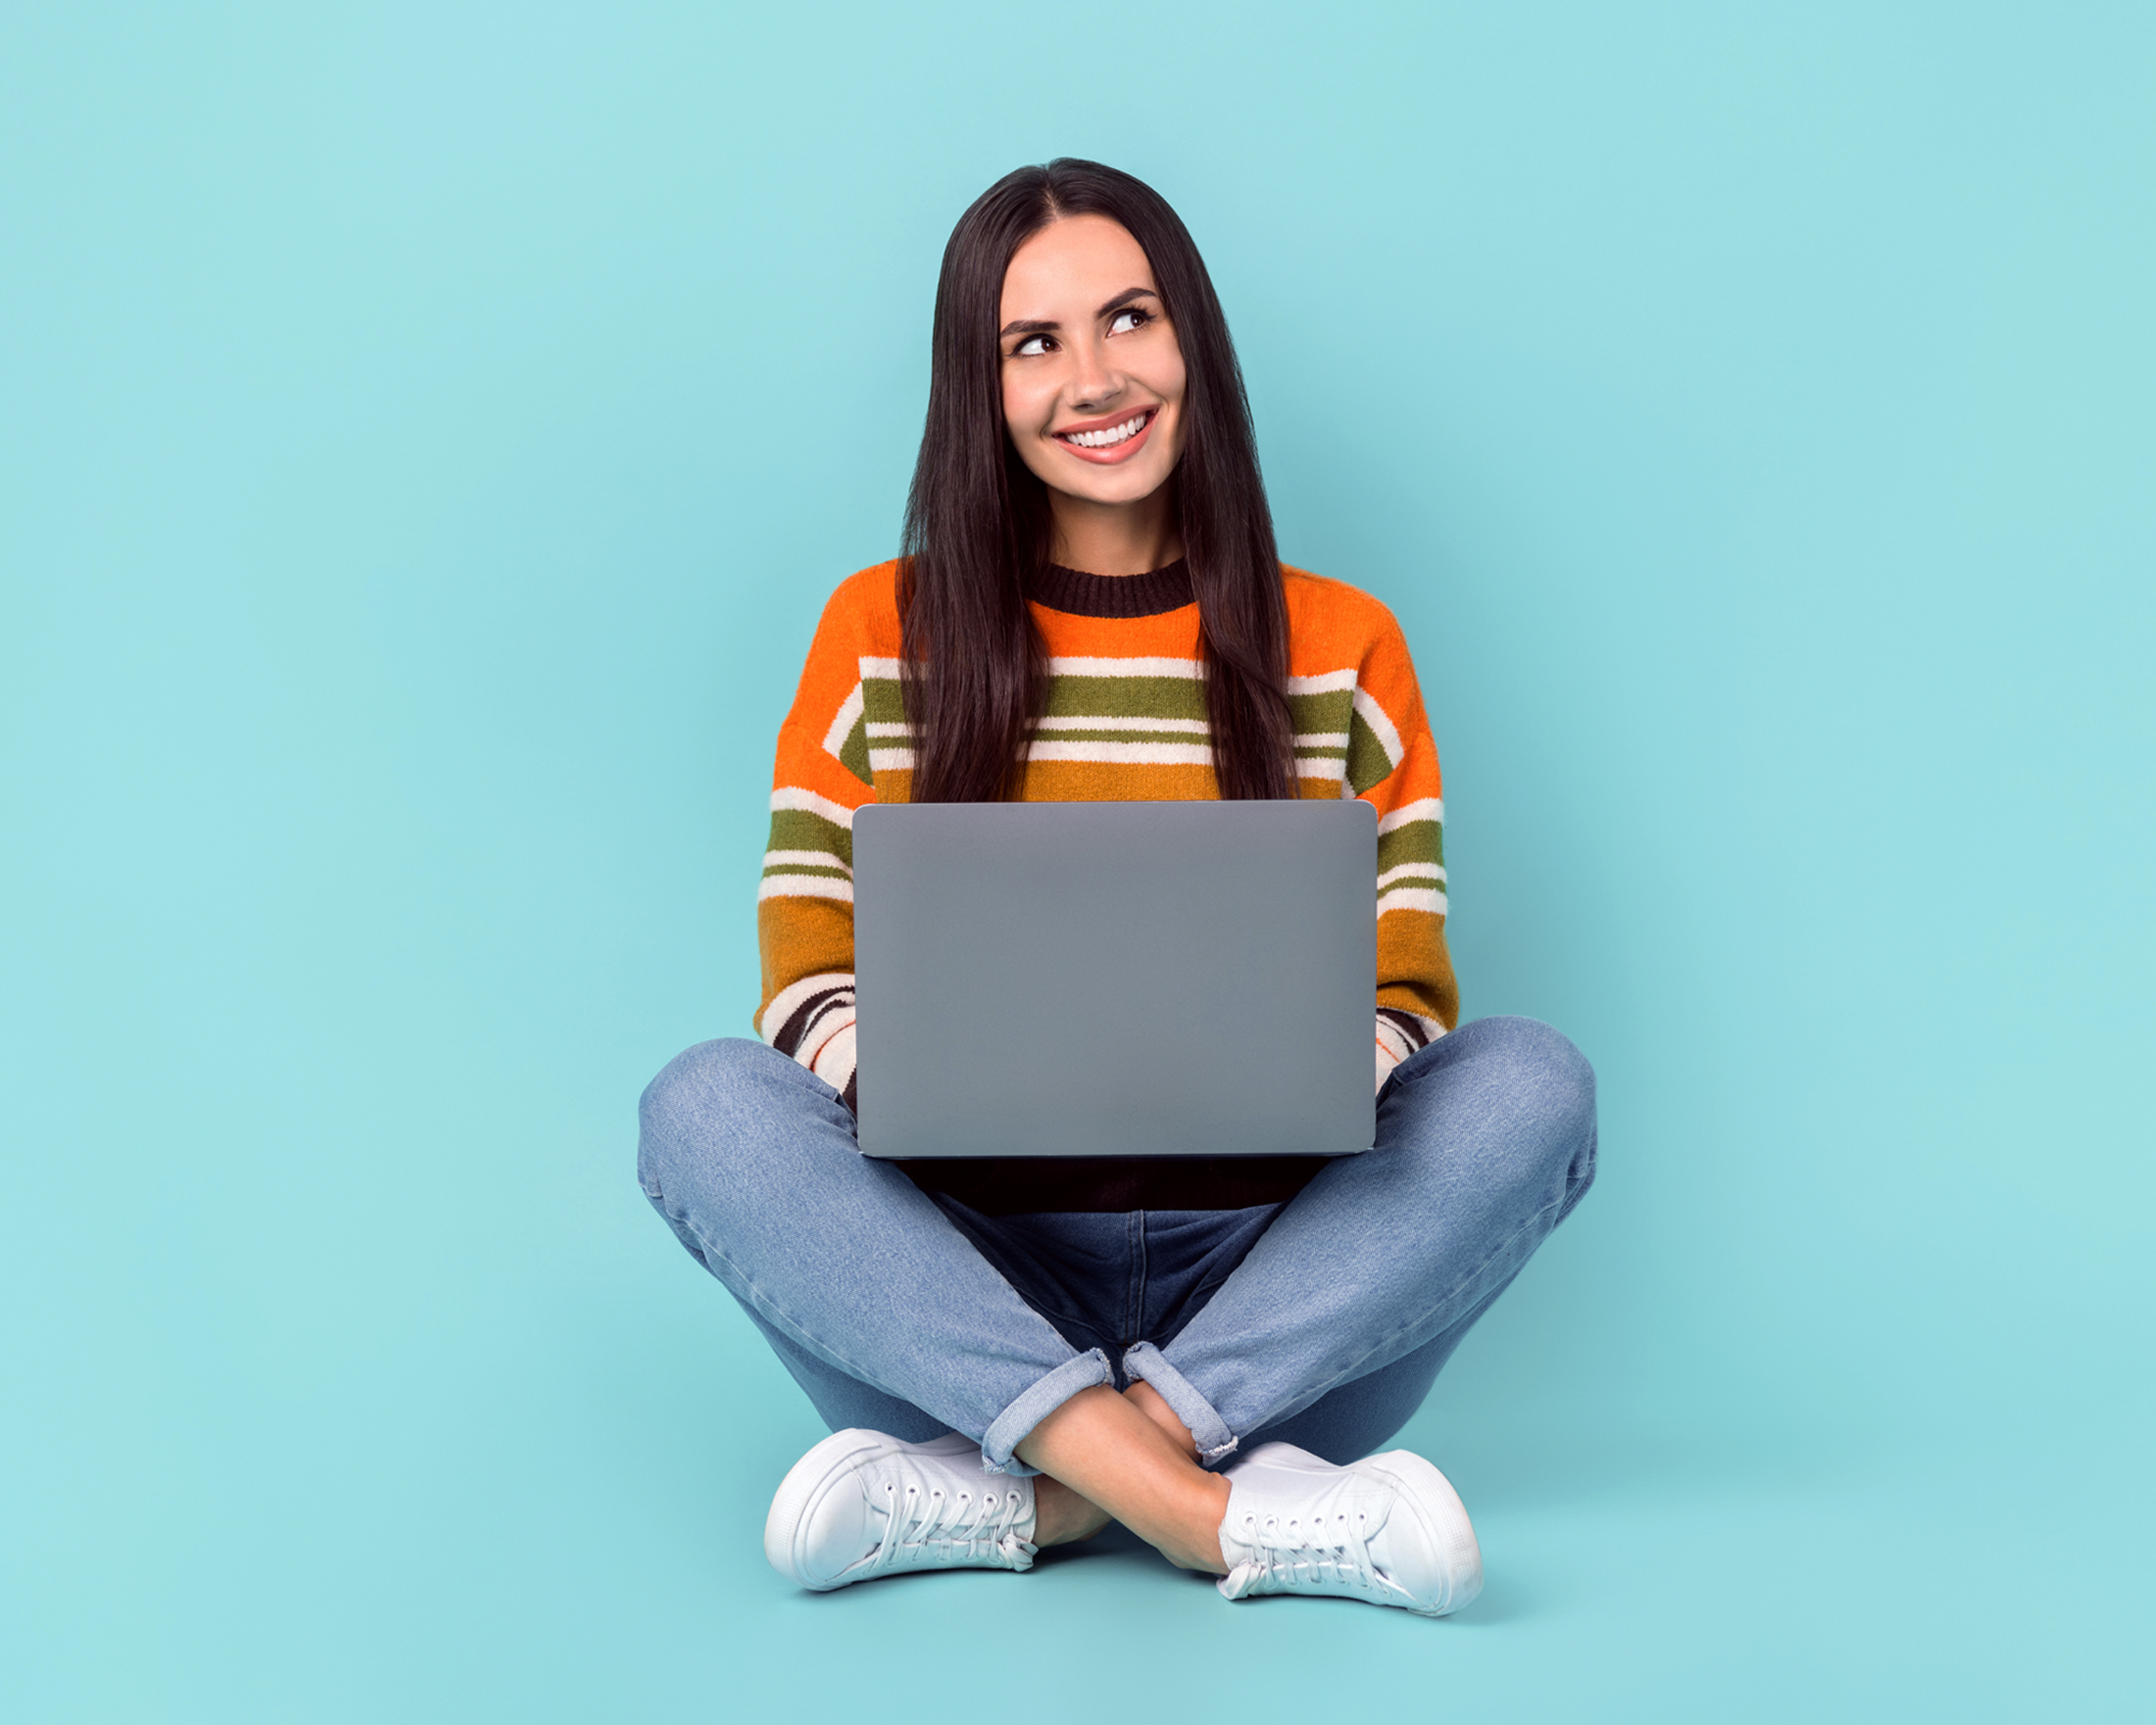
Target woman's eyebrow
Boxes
[1097,287,1158,316]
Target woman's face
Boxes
[998,213,1187,512]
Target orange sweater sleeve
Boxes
[1324,592,1458,1091]
[752,567,895,1108]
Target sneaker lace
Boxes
[864,1459,1031,1573]
[1235,1503,1386,1595]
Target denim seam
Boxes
[1126,1210,1146,1348]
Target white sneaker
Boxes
[763,1429,1037,1591]
[1215,1442,1483,1616]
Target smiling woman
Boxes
[635,159,1598,1619]
[900,163,1294,806]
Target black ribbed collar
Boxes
[1026,558,1194,619]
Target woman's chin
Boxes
[1044,457,1179,510]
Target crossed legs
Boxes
[637,1016,1598,1585]
[1023,1381,1229,1569]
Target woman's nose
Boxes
[1068,341,1123,411]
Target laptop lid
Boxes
[853,799,1375,1159]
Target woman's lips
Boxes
[1051,408,1158,466]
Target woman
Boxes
[637,160,1596,1616]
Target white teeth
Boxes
[1064,413,1147,448]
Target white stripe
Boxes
[1045,655,1204,680]
[1286,668,1358,694]
[1033,714,1211,734]
[865,722,916,737]
[763,848,852,875]
[1376,1019,1416,1064]
[867,747,918,770]
[1293,732,1349,748]
[758,874,855,903]
[809,1021,857,1092]
[1295,757,1348,781]
[1376,862,1445,889]
[798,1008,856,1069]
[1377,886,1447,916]
[1376,796,1442,835]
[757,970,855,1044]
[1351,685,1405,770]
[859,656,903,678]
[820,684,865,761]
[770,786,860,829]
[1023,741,1215,766]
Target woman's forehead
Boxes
[1001,215,1156,317]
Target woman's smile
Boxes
[1054,406,1158,463]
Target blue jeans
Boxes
[637,1016,1596,1473]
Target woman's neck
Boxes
[1046,485,1184,577]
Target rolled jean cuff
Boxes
[980,1349,1115,1475]
[1120,1342,1238,1466]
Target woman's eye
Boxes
[1107,308,1150,336]
[1013,334,1051,357]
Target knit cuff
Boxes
[1375,1008,1444,1094]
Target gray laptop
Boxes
[853,800,1376,1159]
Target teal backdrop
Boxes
[4,3,2150,1719]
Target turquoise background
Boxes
[4,1,2150,1718]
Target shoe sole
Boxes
[763,1428,978,1591]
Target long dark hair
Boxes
[898,159,1295,803]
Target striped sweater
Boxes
[755,556,1459,1141]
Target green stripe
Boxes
[1378,820,1443,875]
[762,862,851,880]
[1287,689,1353,734]
[1031,727,1211,745]
[1038,676,1210,721]
[862,676,907,727]
[768,808,854,865]
[1346,709,1399,796]
[836,714,872,784]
